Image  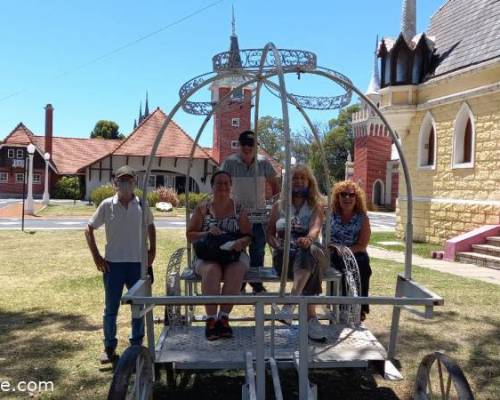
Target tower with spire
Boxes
[351,37,396,210]
[134,92,151,129]
[210,8,253,164]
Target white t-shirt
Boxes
[89,195,154,263]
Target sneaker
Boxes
[308,317,327,342]
[217,316,233,338]
[99,347,119,364]
[205,318,219,341]
[278,304,296,326]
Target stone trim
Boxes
[399,196,500,206]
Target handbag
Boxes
[193,232,243,265]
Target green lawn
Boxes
[370,231,443,259]
[0,230,498,399]
[38,203,187,218]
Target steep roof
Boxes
[31,136,122,175]
[113,108,215,161]
[3,123,35,145]
[428,0,500,77]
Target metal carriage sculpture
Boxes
[108,44,474,400]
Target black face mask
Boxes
[292,187,309,198]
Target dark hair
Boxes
[210,170,232,186]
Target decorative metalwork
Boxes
[331,245,362,326]
[212,48,317,72]
[165,247,186,327]
[179,51,353,115]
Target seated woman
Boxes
[267,164,328,342]
[328,180,372,321]
[186,170,252,340]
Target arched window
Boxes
[372,180,384,206]
[453,103,475,168]
[418,112,437,169]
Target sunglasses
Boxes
[340,192,356,198]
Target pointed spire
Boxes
[401,0,416,43]
[144,91,150,117]
[228,6,242,69]
[139,102,143,123]
[231,5,236,37]
[366,36,380,95]
[134,119,137,130]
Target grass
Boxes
[0,230,498,399]
[37,203,187,218]
[370,231,443,259]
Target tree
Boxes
[90,120,124,139]
[309,104,360,192]
[257,116,309,164]
[257,116,284,162]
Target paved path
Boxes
[368,245,500,286]
[367,211,395,232]
[0,211,396,231]
[0,217,186,230]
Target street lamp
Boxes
[25,143,36,215]
[42,152,51,205]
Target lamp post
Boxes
[25,143,36,215]
[42,152,51,205]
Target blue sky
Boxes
[0,0,444,147]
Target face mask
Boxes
[116,180,135,197]
[292,187,309,198]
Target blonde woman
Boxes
[329,180,372,321]
[267,164,328,342]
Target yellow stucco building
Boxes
[375,0,500,245]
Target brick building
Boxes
[0,29,279,200]
[366,0,500,245]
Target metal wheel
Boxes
[108,345,154,400]
[332,245,362,325]
[164,248,185,326]
[413,351,474,400]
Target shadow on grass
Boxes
[152,367,400,400]
[0,308,100,396]
[372,308,500,397]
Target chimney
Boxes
[44,104,53,156]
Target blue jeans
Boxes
[103,262,144,350]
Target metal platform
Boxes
[155,324,387,369]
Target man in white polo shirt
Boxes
[85,165,156,364]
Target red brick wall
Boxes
[0,167,46,198]
[212,87,252,164]
[353,135,392,208]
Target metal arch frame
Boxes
[133,44,421,400]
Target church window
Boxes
[452,103,475,168]
[418,112,437,169]
[231,118,240,128]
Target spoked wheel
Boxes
[413,351,474,400]
[108,345,154,400]
[164,248,185,326]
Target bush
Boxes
[91,184,115,207]
[54,176,82,200]
[178,192,210,209]
[133,188,160,207]
[155,186,179,207]
[91,185,160,208]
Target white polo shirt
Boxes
[89,195,154,263]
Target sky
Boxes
[0,0,444,147]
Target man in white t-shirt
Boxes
[85,165,156,364]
